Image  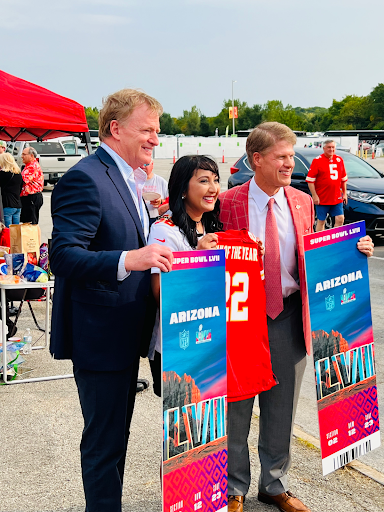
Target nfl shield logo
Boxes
[179,330,189,350]
[325,295,335,311]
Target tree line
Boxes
[84,83,384,136]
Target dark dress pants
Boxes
[149,350,161,397]
[20,192,43,224]
[228,291,307,497]
[258,291,307,495]
[74,355,140,512]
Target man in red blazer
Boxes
[219,122,374,512]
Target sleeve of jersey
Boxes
[147,221,180,274]
[341,161,348,181]
[306,161,318,183]
[258,245,265,282]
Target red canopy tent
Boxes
[0,69,89,142]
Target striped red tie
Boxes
[264,198,284,319]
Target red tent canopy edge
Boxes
[0,69,89,141]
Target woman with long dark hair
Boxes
[0,152,23,227]
[147,154,223,394]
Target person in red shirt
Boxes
[20,147,44,224]
[306,140,348,231]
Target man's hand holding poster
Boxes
[304,221,380,475]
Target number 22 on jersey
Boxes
[226,271,249,322]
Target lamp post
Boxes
[232,80,237,136]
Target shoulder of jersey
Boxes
[154,215,175,227]
[218,229,259,245]
[247,231,258,243]
[336,157,342,162]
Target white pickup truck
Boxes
[7,140,84,185]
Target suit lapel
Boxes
[233,181,250,231]
[284,186,303,247]
[96,148,146,246]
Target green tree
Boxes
[160,113,177,135]
[262,100,304,130]
[185,106,201,135]
[327,95,371,129]
[294,106,329,132]
[175,106,201,135]
[237,104,263,130]
[369,83,384,127]
[200,115,211,136]
[84,106,99,129]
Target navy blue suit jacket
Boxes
[50,147,151,371]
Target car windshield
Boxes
[29,142,65,154]
[302,152,382,179]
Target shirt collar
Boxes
[249,178,285,212]
[321,152,333,163]
[100,142,147,184]
[101,142,133,177]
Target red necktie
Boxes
[264,198,284,319]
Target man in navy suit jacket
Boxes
[50,89,173,512]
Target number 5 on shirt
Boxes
[226,271,249,321]
[329,164,338,180]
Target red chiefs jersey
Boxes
[306,153,348,204]
[216,229,276,402]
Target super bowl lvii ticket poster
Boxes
[160,249,227,512]
[304,221,380,475]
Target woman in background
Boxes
[0,152,23,227]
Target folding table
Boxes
[0,280,73,384]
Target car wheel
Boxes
[314,213,335,231]
[325,215,335,229]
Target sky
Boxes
[3,0,384,117]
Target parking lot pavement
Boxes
[1,303,384,512]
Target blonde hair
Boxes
[246,122,296,170]
[0,152,21,173]
[99,88,163,141]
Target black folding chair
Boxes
[6,287,47,339]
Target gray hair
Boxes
[323,139,335,147]
[25,146,38,158]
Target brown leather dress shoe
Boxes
[228,495,245,512]
[258,491,311,512]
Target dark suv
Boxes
[228,148,384,235]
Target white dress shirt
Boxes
[248,179,299,298]
[100,142,149,280]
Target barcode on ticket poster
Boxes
[322,431,381,475]
[333,439,371,471]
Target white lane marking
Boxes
[371,256,384,261]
